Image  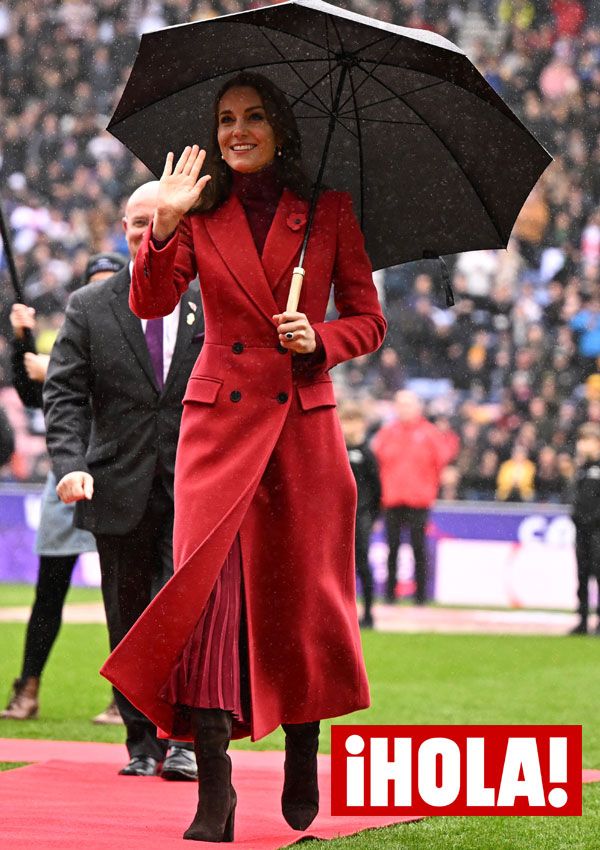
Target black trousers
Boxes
[355,511,374,618]
[20,554,78,680]
[95,477,190,760]
[384,506,429,604]
[575,525,600,621]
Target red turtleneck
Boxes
[230,162,283,258]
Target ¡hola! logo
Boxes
[331,726,582,816]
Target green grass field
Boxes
[0,582,103,608]
[0,594,598,848]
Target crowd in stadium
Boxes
[0,0,599,504]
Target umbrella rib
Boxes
[108,58,335,126]
[347,65,365,229]
[360,69,505,243]
[326,14,365,141]
[275,83,358,139]
[337,81,444,118]
[258,26,334,117]
[328,14,346,54]
[351,117,426,125]
[285,94,331,117]
[336,36,402,114]
[246,20,337,58]
[353,31,401,54]
[331,116,359,141]
[325,17,335,106]
[288,65,341,110]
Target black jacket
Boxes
[346,439,381,519]
[43,266,204,535]
[572,459,600,527]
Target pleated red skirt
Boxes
[161,531,250,729]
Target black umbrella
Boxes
[0,195,36,349]
[0,197,25,303]
[108,0,553,306]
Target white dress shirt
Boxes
[130,260,181,383]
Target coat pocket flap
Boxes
[183,376,224,405]
[86,438,119,465]
[296,380,336,411]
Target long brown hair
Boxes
[194,72,313,213]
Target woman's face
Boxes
[217,86,277,174]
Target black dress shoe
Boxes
[568,620,588,636]
[161,746,198,781]
[119,755,159,776]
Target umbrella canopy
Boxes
[108,0,553,272]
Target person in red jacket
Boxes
[100,72,387,843]
[551,0,586,39]
[371,390,458,604]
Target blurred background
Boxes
[0,0,598,612]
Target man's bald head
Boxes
[394,390,423,422]
[122,181,160,260]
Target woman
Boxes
[101,72,387,842]
[2,254,127,725]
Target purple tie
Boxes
[144,317,164,389]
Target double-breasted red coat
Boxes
[100,186,387,741]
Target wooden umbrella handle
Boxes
[286,267,305,313]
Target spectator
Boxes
[570,296,600,372]
[569,422,600,635]
[496,444,536,501]
[551,0,586,40]
[534,445,564,501]
[371,390,458,604]
[0,1,599,504]
[461,448,500,500]
[557,450,576,497]
[339,400,381,629]
[1,252,127,725]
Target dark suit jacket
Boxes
[43,266,204,535]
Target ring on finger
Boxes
[285,332,294,340]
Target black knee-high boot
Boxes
[281,721,320,830]
[183,708,236,842]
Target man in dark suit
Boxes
[43,182,204,778]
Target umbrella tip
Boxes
[423,250,455,308]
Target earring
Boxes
[276,145,283,157]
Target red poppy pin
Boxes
[287,212,306,231]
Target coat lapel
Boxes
[109,268,160,392]
[204,194,278,324]
[261,189,309,297]
[162,285,203,396]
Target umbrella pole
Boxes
[286,62,349,313]
[1,195,36,351]
[0,195,25,302]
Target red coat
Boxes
[100,188,387,741]
[371,417,457,509]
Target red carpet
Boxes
[1,740,598,848]
[0,742,421,849]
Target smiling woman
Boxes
[101,69,387,843]
[218,90,276,171]
[194,71,313,215]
